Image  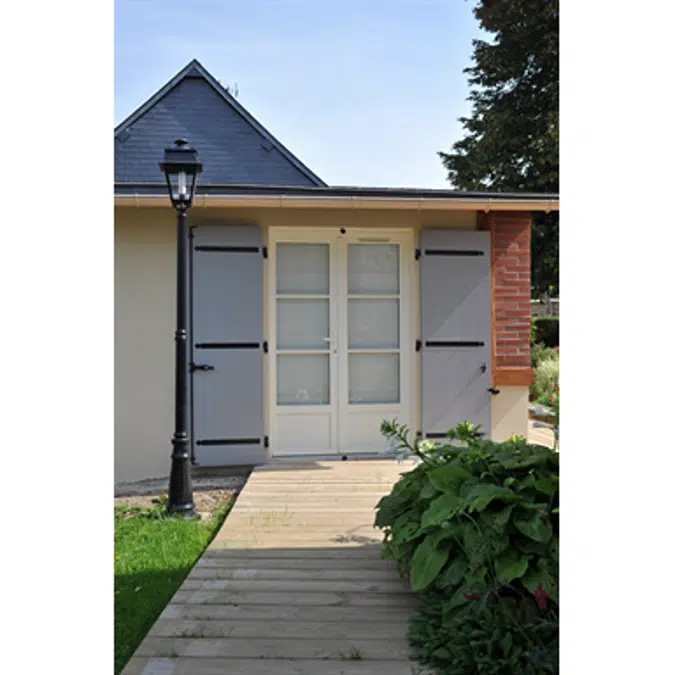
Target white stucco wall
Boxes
[115,207,176,483]
[491,386,530,441]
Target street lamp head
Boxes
[159,139,203,210]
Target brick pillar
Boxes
[487,211,533,385]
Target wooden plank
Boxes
[238,486,394,493]
[170,590,418,608]
[246,479,398,486]
[207,542,383,551]
[231,511,380,517]
[197,549,396,570]
[202,546,385,558]
[208,541,385,550]
[219,527,382,537]
[254,460,413,471]
[211,536,385,545]
[196,558,396,571]
[191,565,401,580]
[223,519,380,528]
[180,579,411,594]
[122,656,424,675]
[135,636,412,660]
[150,618,410,639]
[237,500,387,504]
[157,603,413,623]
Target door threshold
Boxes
[268,452,394,463]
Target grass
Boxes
[114,497,235,674]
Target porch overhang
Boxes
[114,183,559,212]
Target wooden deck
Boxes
[121,460,425,675]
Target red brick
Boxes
[494,256,521,267]
[500,294,530,303]
[490,211,531,366]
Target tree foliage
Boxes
[440,0,559,296]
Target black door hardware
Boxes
[190,363,214,373]
[487,387,501,395]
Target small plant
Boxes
[342,647,363,660]
[531,356,559,403]
[531,342,558,370]
[539,384,559,450]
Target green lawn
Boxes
[114,500,234,674]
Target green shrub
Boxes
[411,591,559,674]
[531,342,558,370]
[532,317,559,348]
[376,421,559,674]
[531,357,559,403]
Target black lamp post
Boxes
[159,139,203,517]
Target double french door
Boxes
[268,228,413,456]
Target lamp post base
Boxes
[168,433,198,519]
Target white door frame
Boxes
[267,227,414,457]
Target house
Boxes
[114,59,560,484]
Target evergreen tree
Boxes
[440,0,559,296]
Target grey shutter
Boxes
[190,224,266,466]
[420,230,492,439]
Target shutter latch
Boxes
[190,363,214,373]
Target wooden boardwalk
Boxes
[121,460,426,675]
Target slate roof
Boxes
[115,59,325,187]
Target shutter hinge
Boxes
[263,341,268,353]
[415,248,421,260]
[264,436,269,448]
[415,339,422,352]
[262,246,268,258]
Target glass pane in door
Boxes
[348,299,399,349]
[277,299,329,349]
[349,354,400,404]
[277,243,329,295]
[277,355,330,405]
[347,243,399,295]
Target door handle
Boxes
[190,363,214,373]
[323,337,337,354]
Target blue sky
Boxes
[115,0,483,189]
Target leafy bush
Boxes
[531,357,559,403]
[410,591,559,674]
[531,342,558,370]
[532,317,559,348]
[376,421,559,674]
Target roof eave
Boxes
[114,192,559,212]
